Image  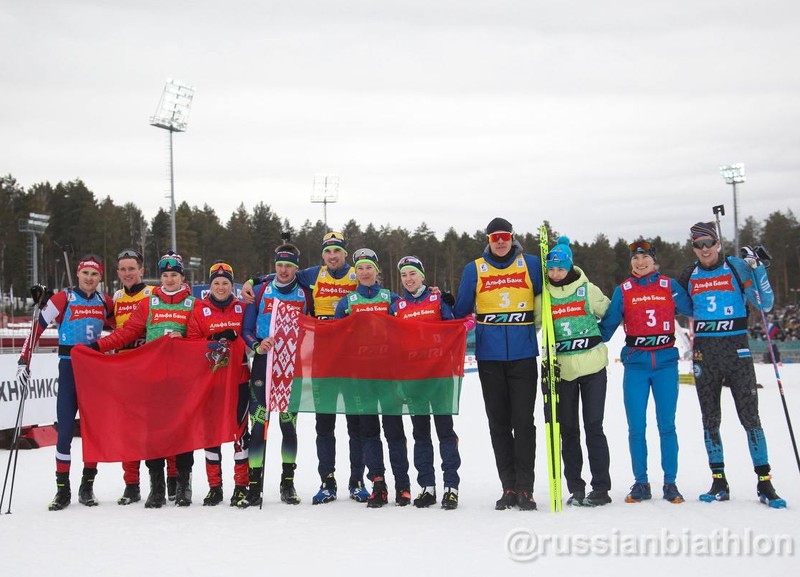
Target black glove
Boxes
[212,329,238,342]
[89,342,100,351]
[30,284,54,308]
[441,291,455,307]
[740,246,761,269]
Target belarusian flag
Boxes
[287,310,466,415]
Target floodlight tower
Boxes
[311,175,340,230]
[720,163,745,252]
[150,79,195,252]
[18,212,50,286]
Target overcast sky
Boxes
[2,1,798,245]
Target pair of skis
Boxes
[539,224,563,512]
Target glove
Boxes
[212,329,238,342]
[462,314,476,332]
[30,284,54,307]
[441,291,455,307]
[89,342,101,351]
[740,246,761,269]
[16,364,30,393]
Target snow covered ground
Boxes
[2,332,799,576]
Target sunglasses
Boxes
[117,249,143,263]
[692,239,717,250]
[397,255,422,270]
[488,232,512,243]
[629,240,652,253]
[353,248,378,262]
[159,257,182,269]
[209,262,233,276]
[323,231,345,242]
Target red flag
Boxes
[72,337,247,462]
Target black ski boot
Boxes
[144,467,167,509]
[441,487,459,510]
[280,463,300,505]
[230,485,248,507]
[699,471,730,503]
[413,487,437,508]
[203,486,224,506]
[395,487,412,507]
[757,474,787,509]
[495,489,517,510]
[78,467,99,507]
[366,477,388,509]
[48,472,71,511]
[175,468,193,507]
[118,484,141,505]
[236,467,263,509]
[167,475,177,502]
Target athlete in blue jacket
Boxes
[600,240,693,505]
[678,221,785,508]
[453,217,542,510]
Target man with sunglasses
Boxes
[678,222,785,508]
[111,249,156,506]
[241,232,368,504]
[93,251,198,508]
[18,254,114,510]
[453,217,543,511]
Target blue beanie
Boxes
[546,236,574,270]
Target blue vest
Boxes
[255,282,308,338]
[688,259,748,336]
[59,290,107,357]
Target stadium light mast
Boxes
[720,163,745,252]
[311,175,340,230]
[18,212,50,286]
[150,79,195,252]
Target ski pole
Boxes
[748,267,800,474]
[1,287,46,513]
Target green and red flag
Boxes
[285,308,466,415]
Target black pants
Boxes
[477,358,537,493]
[559,368,611,493]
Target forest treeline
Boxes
[2,175,798,305]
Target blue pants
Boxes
[411,414,460,489]
[315,413,365,483]
[621,347,679,484]
[56,358,96,473]
[360,414,410,490]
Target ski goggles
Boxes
[488,232,512,243]
[629,240,655,256]
[322,231,345,242]
[353,248,380,270]
[321,231,347,253]
[159,257,182,270]
[397,255,424,275]
[117,249,143,263]
[209,262,234,277]
[692,238,718,250]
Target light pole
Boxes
[150,79,195,252]
[311,175,340,230]
[18,212,50,286]
[720,163,745,252]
